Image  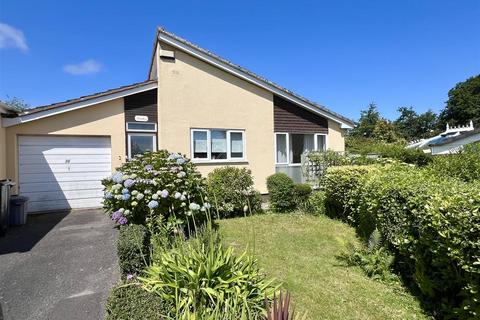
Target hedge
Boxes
[324,165,480,319]
[105,283,170,319]
[117,224,149,276]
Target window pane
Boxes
[127,122,156,131]
[290,134,304,164]
[230,132,244,158]
[276,134,287,163]
[130,135,154,157]
[193,131,208,158]
[303,134,315,152]
[316,135,326,151]
[211,130,227,159]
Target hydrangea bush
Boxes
[102,150,208,234]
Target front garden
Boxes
[101,144,480,319]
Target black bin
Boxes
[0,179,15,236]
[9,195,29,226]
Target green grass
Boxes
[218,213,429,320]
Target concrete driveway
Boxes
[0,209,119,320]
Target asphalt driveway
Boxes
[0,209,119,320]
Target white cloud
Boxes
[63,59,102,75]
[0,22,28,52]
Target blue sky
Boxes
[0,0,479,121]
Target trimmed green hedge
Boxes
[117,224,149,276]
[105,283,170,319]
[266,173,295,212]
[324,165,480,319]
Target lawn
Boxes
[219,214,429,320]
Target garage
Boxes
[18,135,112,213]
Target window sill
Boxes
[192,159,249,165]
[275,163,302,167]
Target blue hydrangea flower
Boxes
[144,164,153,171]
[160,189,169,198]
[122,188,130,195]
[104,192,112,199]
[123,179,135,188]
[112,172,123,183]
[148,200,159,209]
[111,211,122,221]
[176,158,186,165]
[117,216,128,225]
[168,152,181,160]
[122,194,131,201]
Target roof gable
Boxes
[149,27,354,129]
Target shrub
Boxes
[266,173,296,212]
[304,191,326,215]
[206,166,261,218]
[139,226,277,319]
[105,283,170,320]
[324,165,480,319]
[102,150,208,235]
[428,142,480,182]
[293,183,312,210]
[117,224,149,276]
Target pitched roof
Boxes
[3,80,158,127]
[428,129,480,146]
[18,80,157,116]
[151,27,355,128]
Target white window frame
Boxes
[191,128,246,162]
[275,132,328,166]
[126,122,157,132]
[127,133,157,159]
[275,132,289,165]
[314,133,328,151]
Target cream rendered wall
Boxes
[327,119,345,152]
[157,47,275,193]
[0,124,6,180]
[5,99,125,193]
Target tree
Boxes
[372,119,398,143]
[438,74,480,128]
[394,106,438,140]
[350,102,380,138]
[3,96,30,111]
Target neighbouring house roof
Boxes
[149,27,355,129]
[0,101,18,115]
[428,128,480,146]
[2,80,158,127]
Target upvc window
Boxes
[191,129,245,161]
[128,133,157,158]
[275,133,327,165]
[126,122,157,132]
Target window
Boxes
[315,134,327,151]
[191,129,245,161]
[211,130,227,159]
[126,122,157,132]
[193,130,208,159]
[275,133,327,165]
[275,133,288,164]
[128,134,157,158]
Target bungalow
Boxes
[0,27,354,213]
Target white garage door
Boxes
[18,136,112,213]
